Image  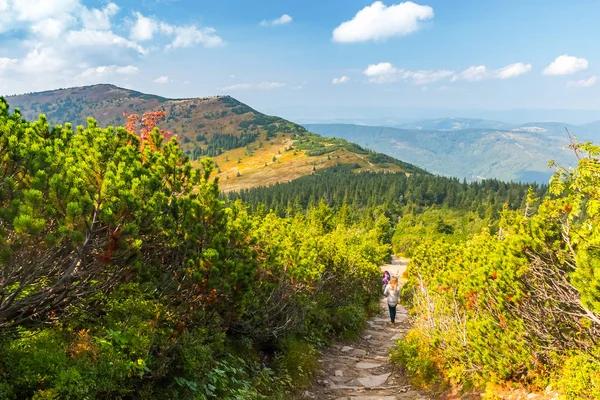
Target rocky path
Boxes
[304,257,434,400]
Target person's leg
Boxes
[389,305,397,324]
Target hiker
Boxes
[384,276,401,326]
[382,270,391,290]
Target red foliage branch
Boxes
[123,111,174,150]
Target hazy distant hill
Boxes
[303,123,586,182]
[398,117,515,131]
[5,84,426,191]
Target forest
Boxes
[0,100,388,399]
[0,95,599,399]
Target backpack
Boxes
[382,271,391,285]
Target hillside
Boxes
[5,85,426,191]
[304,122,591,182]
[398,117,515,131]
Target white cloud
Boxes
[0,58,18,75]
[402,69,453,85]
[81,2,118,31]
[452,65,487,82]
[332,76,350,84]
[220,82,286,91]
[0,58,17,68]
[31,18,70,38]
[115,65,139,75]
[12,0,79,22]
[78,64,139,78]
[260,14,293,27]
[130,12,156,41]
[543,55,589,76]
[452,62,531,82]
[364,62,398,83]
[167,26,224,49]
[130,12,224,49]
[153,76,170,84]
[494,62,532,79]
[333,1,434,43]
[364,61,532,85]
[66,29,148,55]
[567,76,597,88]
[21,47,67,73]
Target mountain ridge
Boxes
[4,84,427,192]
[303,122,590,182]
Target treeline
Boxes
[0,100,388,399]
[393,144,600,398]
[229,166,546,220]
[189,132,258,158]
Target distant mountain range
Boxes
[304,120,598,182]
[4,84,425,191]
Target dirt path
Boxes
[304,257,435,400]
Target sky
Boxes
[1,0,600,123]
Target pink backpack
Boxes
[382,271,391,285]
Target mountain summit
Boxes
[6,85,426,191]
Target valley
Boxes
[304,121,596,182]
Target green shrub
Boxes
[391,330,443,389]
[275,337,319,389]
[555,348,600,400]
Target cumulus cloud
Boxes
[130,12,156,41]
[219,82,286,91]
[130,12,224,49]
[78,65,139,78]
[80,2,118,30]
[166,26,224,49]
[153,76,170,84]
[402,69,453,85]
[333,1,433,43]
[364,61,532,85]
[0,1,225,94]
[364,62,398,83]
[495,62,532,79]
[21,47,67,73]
[452,65,487,82]
[30,18,71,38]
[452,63,532,82]
[260,14,292,27]
[11,0,79,23]
[66,29,147,55]
[567,76,597,88]
[543,55,589,76]
[0,57,18,70]
[332,76,350,84]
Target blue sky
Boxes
[1,0,599,122]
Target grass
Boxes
[203,132,407,192]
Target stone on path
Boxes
[350,348,368,357]
[356,372,391,387]
[356,362,383,369]
[335,370,344,376]
[341,346,354,352]
[341,397,397,400]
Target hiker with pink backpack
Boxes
[383,273,401,326]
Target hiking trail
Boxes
[303,257,434,400]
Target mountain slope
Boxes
[5,85,426,191]
[399,117,515,131]
[304,123,582,182]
